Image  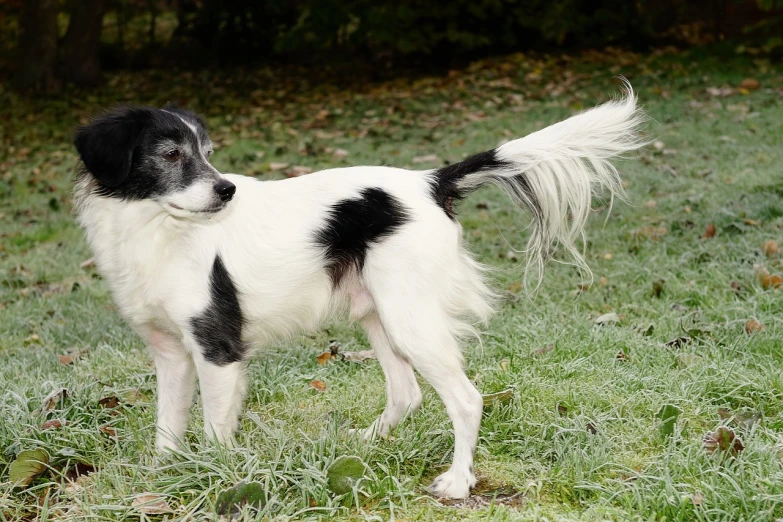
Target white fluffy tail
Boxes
[430,81,647,285]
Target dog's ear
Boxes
[74,107,152,187]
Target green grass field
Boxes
[1,48,783,521]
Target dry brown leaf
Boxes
[692,492,705,506]
[79,258,95,269]
[616,350,628,361]
[132,493,174,515]
[316,352,333,365]
[37,388,68,414]
[744,318,764,334]
[340,350,376,363]
[287,165,313,177]
[99,424,117,437]
[739,78,760,91]
[532,344,554,356]
[309,380,327,392]
[761,240,779,257]
[40,419,67,430]
[703,426,744,457]
[99,396,120,409]
[701,223,716,239]
[268,162,289,171]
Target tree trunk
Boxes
[58,0,108,87]
[13,0,59,91]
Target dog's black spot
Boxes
[430,149,511,219]
[190,255,246,366]
[316,187,410,286]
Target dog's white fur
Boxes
[74,86,644,499]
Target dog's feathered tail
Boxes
[430,81,647,285]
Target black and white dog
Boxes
[73,85,644,499]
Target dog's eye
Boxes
[164,149,180,161]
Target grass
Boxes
[1,47,783,520]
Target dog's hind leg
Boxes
[374,294,482,499]
[353,312,422,440]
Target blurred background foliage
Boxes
[0,0,782,92]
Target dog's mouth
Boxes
[166,202,226,215]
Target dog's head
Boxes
[74,105,235,218]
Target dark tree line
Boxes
[13,0,107,91]
[6,0,782,92]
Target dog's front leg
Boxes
[150,330,197,452]
[192,352,247,445]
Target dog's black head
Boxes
[75,105,236,217]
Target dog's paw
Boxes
[348,419,387,442]
[348,425,382,442]
[427,468,476,499]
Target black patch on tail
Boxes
[430,149,511,219]
[316,187,410,285]
[191,255,246,366]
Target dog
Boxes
[72,84,644,499]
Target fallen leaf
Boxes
[59,346,88,365]
[739,78,760,91]
[99,425,117,437]
[268,162,289,171]
[482,389,514,406]
[664,336,691,349]
[701,223,716,239]
[532,343,554,356]
[556,404,568,416]
[595,312,620,325]
[677,354,703,367]
[287,165,313,177]
[122,389,149,405]
[761,240,779,257]
[79,258,95,269]
[309,380,327,392]
[316,351,333,365]
[755,265,783,289]
[132,493,173,515]
[24,333,41,345]
[615,350,628,361]
[717,407,761,429]
[327,456,367,494]
[692,491,705,506]
[637,324,654,337]
[703,426,744,457]
[332,148,349,159]
[340,350,376,363]
[586,422,598,435]
[37,388,68,414]
[499,358,510,371]
[99,396,120,409]
[744,318,764,335]
[652,279,665,298]
[62,462,96,483]
[215,481,267,518]
[657,404,682,439]
[9,448,50,487]
[40,419,67,430]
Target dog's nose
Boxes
[214,179,236,202]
